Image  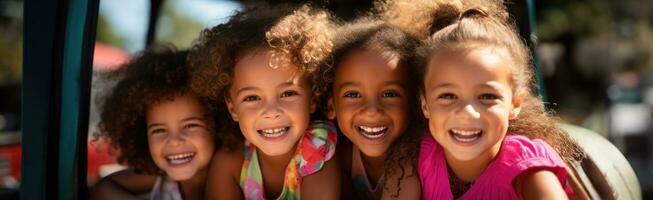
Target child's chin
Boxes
[166,169,196,181]
[258,144,294,156]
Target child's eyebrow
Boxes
[382,81,407,88]
[429,83,454,92]
[277,81,300,88]
[478,82,507,90]
[336,81,358,91]
[147,123,163,130]
[146,117,206,130]
[235,86,258,96]
[181,116,206,122]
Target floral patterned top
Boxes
[239,120,337,200]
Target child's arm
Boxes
[90,169,157,200]
[381,162,421,200]
[301,152,341,200]
[514,169,569,200]
[205,146,244,199]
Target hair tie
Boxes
[459,8,488,20]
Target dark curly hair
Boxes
[319,18,426,198]
[188,4,336,150]
[96,46,217,174]
[417,0,584,162]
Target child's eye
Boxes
[479,93,499,100]
[183,123,202,130]
[281,90,299,98]
[150,128,166,135]
[343,91,361,98]
[382,91,400,98]
[438,93,457,100]
[243,95,261,102]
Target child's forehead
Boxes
[232,52,307,89]
[427,47,515,88]
[341,48,401,70]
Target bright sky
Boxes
[99,0,241,53]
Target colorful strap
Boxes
[239,120,337,200]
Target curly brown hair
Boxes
[96,46,217,174]
[320,18,426,198]
[374,0,451,39]
[188,4,336,150]
[417,0,584,162]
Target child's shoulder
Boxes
[493,134,568,180]
[501,134,560,161]
[212,142,245,176]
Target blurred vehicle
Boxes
[0,42,128,194]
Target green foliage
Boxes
[537,0,611,41]
[0,10,23,82]
[95,13,128,50]
[153,1,204,49]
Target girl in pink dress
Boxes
[415,1,584,199]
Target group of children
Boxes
[91,0,585,199]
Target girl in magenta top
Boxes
[415,1,584,199]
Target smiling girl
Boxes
[93,46,217,200]
[188,5,340,199]
[416,1,584,199]
[322,18,425,199]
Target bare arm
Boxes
[381,162,420,200]
[205,146,243,200]
[514,169,569,200]
[90,169,157,200]
[301,152,341,200]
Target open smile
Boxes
[357,125,389,140]
[449,128,482,145]
[165,152,196,165]
[257,127,290,139]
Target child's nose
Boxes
[362,98,383,115]
[455,103,481,119]
[262,102,282,119]
[167,133,186,146]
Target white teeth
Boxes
[450,129,482,143]
[359,126,387,133]
[166,152,195,165]
[358,126,388,139]
[259,127,288,138]
[451,129,481,136]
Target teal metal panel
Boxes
[59,0,94,198]
[526,0,548,100]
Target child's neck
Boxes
[444,142,503,183]
[257,144,297,170]
[257,145,298,199]
[361,152,386,186]
[178,168,207,200]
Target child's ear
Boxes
[509,94,524,120]
[327,97,336,120]
[225,97,239,122]
[420,94,430,119]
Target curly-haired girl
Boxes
[188,4,340,199]
[92,46,217,200]
[320,17,425,199]
[416,1,584,199]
